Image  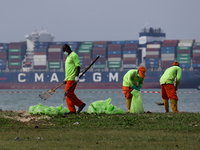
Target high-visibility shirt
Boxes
[64,51,81,81]
[160,66,182,88]
[123,69,144,87]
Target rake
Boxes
[39,66,89,100]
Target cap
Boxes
[172,61,180,66]
[138,66,146,78]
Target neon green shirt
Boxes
[123,69,144,87]
[159,66,182,89]
[64,51,81,81]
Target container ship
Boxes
[0,28,200,89]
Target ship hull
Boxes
[0,71,199,89]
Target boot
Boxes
[77,103,86,114]
[170,100,181,113]
[163,99,169,113]
[126,99,131,113]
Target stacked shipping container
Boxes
[92,41,108,69]
[161,40,177,68]
[122,40,138,69]
[177,40,193,68]
[8,42,26,70]
[145,44,161,69]
[192,39,200,69]
[107,41,123,69]
[48,44,62,69]
[0,45,8,70]
[33,42,49,69]
[78,42,93,69]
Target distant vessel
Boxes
[0,28,200,89]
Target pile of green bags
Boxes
[29,103,69,116]
[88,98,126,114]
[29,98,126,115]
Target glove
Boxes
[63,80,67,84]
[75,76,79,82]
[138,85,142,90]
[132,85,140,91]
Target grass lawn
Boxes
[0,110,199,150]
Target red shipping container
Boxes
[9,45,23,49]
[192,53,200,57]
[34,66,46,69]
[123,47,137,51]
[123,57,136,61]
[145,55,159,58]
[108,54,121,57]
[34,52,46,55]
[192,59,200,63]
[162,43,177,47]
[94,41,108,45]
[49,45,62,48]
[164,40,178,43]
[146,48,160,51]
[193,46,200,50]
[92,58,106,61]
[9,52,21,55]
[78,53,91,56]
[9,66,21,69]
[9,59,21,62]
[177,50,190,53]
[108,44,121,48]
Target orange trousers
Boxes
[161,84,178,101]
[65,80,83,112]
[122,86,133,99]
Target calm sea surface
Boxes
[0,89,199,113]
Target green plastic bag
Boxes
[46,107,59,116]
[32,103,48,115]
[88,98,112,114]
[88,98,126,114]
[130,90,144,113]
[59,107,69,115]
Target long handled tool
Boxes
[39,66,89,100]
[63,55,100,101]
[155,102,164,106]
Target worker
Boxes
[122,66,146,113]
[62,44,86,114]
[160,61,182,113]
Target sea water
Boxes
[0,89,199,113]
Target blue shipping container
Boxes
[0,59,6,63]
[0,46,8,49]
[112,41,125,44]
[108,51,121,54]
[145,60,159,65]
[161,49,175,54]
[34,48,47,52]
[161,47,175,51]
[193,64,200,68]
[123,51,136,54]
[180,64,190,68]
[125,40,139,44]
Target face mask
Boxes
[63,51,68,56]
[137,72,140,78]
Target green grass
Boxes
[0,111,200,150]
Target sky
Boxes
[0,0,200,43]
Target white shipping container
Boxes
[146,51,159,55]
[123,54,136,58]
[161,57,175,61]
[34,62,47,65]
[34,58,46,62]
[161,54,175,58]
[108,58,121,61]
[147,44,161,49]
[33,55,46,59]
[48,48,61,52]
[178,43,192,47]
[179,39,193,43]
[123,64,136,68]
